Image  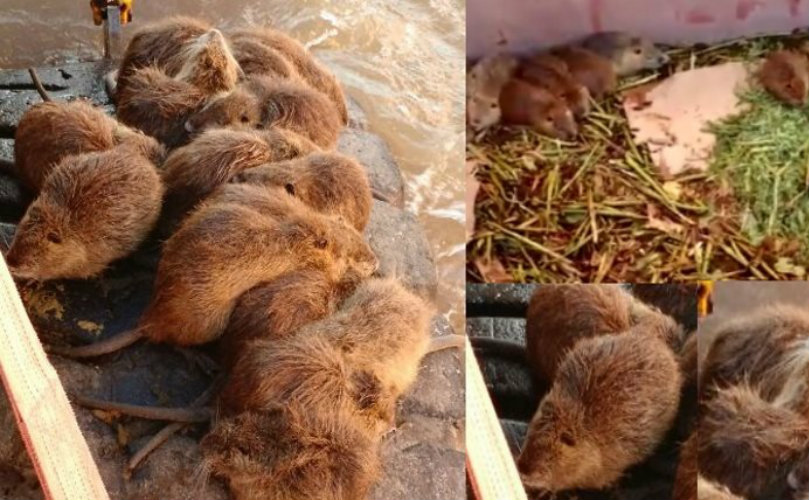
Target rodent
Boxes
[466,53,518,131]
[759,50,809,107]
[5,140,164,281]
[228,27,349,124]
[580,31,670,77]
[516,326,681,493]
[200,403,380,500]
[50,185,378,357]
[159,127,318,232]
[184,76,343,149]
[628,283,700,334]
[229,36,295,80]
[498,78,578,140]
[13,100,164,191]
[230,152,372,231]
[516,59,591,118]
[550,46,617,100]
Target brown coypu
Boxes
[466,53,518,131]
[498,78,578,140]
[5,141,164,281]
[700,305,809,413]
[516,60,591,118]
[697,383,809,500]
[228,27,349,124]
[550,46,617,100]
[230,152,372,231]
[759,50,809,107]
[230,36,295,80]
[516,327,682,493]
[580,32,670,77]
[50,185,377,357]
[184,76,343,149]
[13,100,165,191]
[159,127,318,231]
[201,403,381,500]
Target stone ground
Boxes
[0,62,464,500]
[467,284,698,500]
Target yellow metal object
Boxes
[698,280,714,317]
[90,0,134,26]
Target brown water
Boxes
[0,0,466,331]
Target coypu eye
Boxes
[489,103,497,109]
[634,48,643,55]
[560,432,575,447]
[284,183,295,196]
[46,232,62,244]
[315,237,328,249]
[240,114,250,124]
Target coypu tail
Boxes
[70,393,212,423]
[469,336,526,360]
[427,334,467,354]
[47,327,145,358]
[28,68,52,102]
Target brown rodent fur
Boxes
[230,152,372,231]
[6,141,164,281]
[697,384,809,500]
[673,431,698,500]
[498,78,578,140]
[759,50,809,107]
[13,100,163,191]
[228,27,348,124]
[230,36,295,80]
[517,60,591,118]
[551,46,617,100]
[581,32,670,77]
[466,53,518,131]
[185,76,342,148]
[159,127,318,232]
[116,17,240,97]
[51,185,377,357]
[517,328,681,493]
[698,477,746,500]
[201,403,380,500]
[700,305,809,415]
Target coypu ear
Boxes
[46,231,62,244]
[314,236,329,249]
[559,431,576,447]
[284,183,296,196]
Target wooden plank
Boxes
[0,257,109,500]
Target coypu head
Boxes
[176,28,243,94]
[517,392,602,492]
[499,79,578,140]
[201,405,380,500]
[185,85,261,134]
[467,94,501,132]
[321,217,378,287]
[611,35,669,76]
[231,152,372,231]
[530,98,577,141]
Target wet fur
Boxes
[230,36,295,80]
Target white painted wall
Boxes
[467,0,808,59]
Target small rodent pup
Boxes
[159,127,318,232]
[697,383,809,500]
[580,31,670,77]
[229,35,295,79]
[550,46,617,100]
[230,152,372,231]
[516,59,591,118]
[13,100,163,191]
[201,403,380,500]
[466,53,518,131]
[5,141,164,281]
[498,78,578,140]
[51,185,378,357]
[228,27,349,124]
[517,326,682,493]
[184,76,343,149]
[759,50,809,107]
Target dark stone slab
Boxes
[346,95,368,130]
[338,128,405,208]
[365,200,437,299]
[500,419,528,458]
[372,441,465,500]
[0,172,31,222]
[0,223,15,252]
[466,284,537,317]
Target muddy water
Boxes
[0,0,466,331]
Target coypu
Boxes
[50,185,378,357]
[498,79,578,139]
[517,61,591,118]
[230,36,295,80]
[516,326,682,493]
[201,403,380,500]
[230,152,372,231]
[184,76,343,149]
[697,383,809,500]
[159,127,318,231]
[700,305,809,412]
[116,17,240,97]
[759,50,809,107]
[228,27,349,124]
[466,53,518,131]
[580,32,670,77]
[5,141,164,281]
[550,46,617,100]
[13,100,164,191]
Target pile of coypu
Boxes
[3,16,462,500]
[472,284,699,500]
